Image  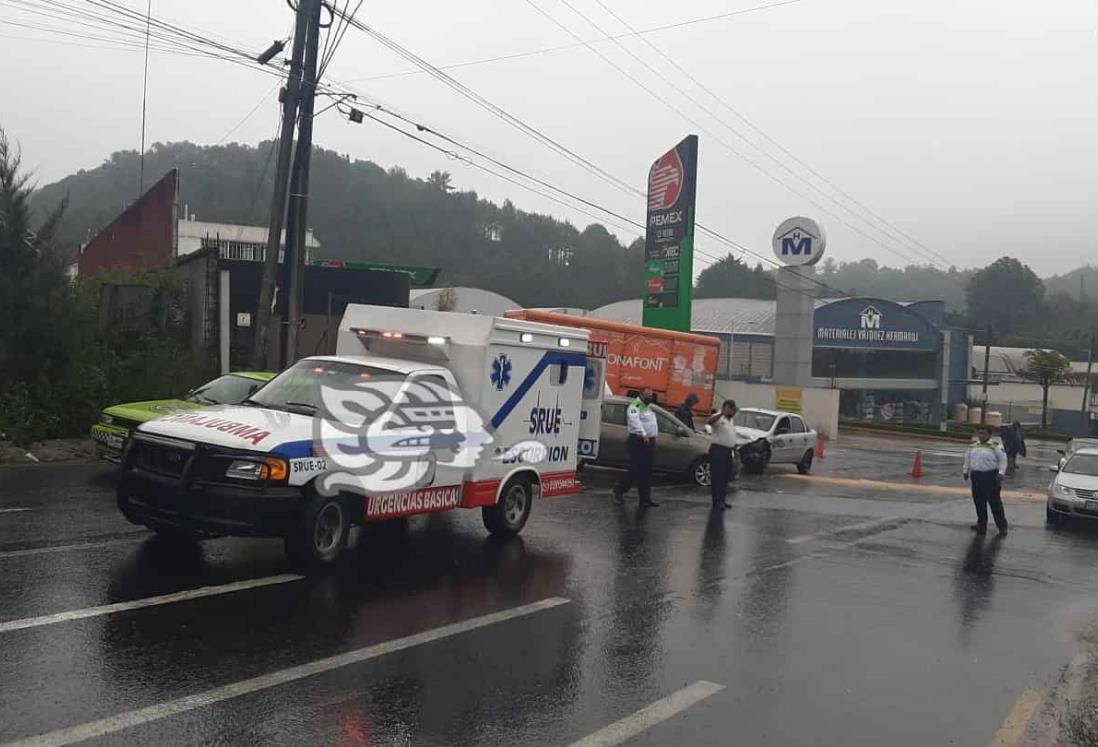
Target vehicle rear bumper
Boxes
[118,467,307,537]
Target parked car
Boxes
[1047,447,1098,525]
[1056,438,1098,469]
[593,396,715,486]
[733,408,818,475]
[90,371,275,462]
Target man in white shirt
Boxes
[706,399,739,510]
[963,426,1009,535]
[613,387,660,508]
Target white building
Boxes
[176,215,320,264]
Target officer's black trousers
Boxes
[971,470,1008,531]
[617,434,654,503]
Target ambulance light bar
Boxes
[352,328,449,346]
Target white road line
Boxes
[569,681,725,747]
[0,537,144,560]
[785,516,901,545]
[3,597,570,747]
[0,508,32,514]
[0,574,304,634]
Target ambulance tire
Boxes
[483,477,532,538]
[285,494,350,573]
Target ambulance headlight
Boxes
[226,457,288,483]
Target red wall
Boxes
[78,170,177,276]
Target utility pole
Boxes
[980,324,992,426]
[250,0,313,370]
[1081,332,1094,416]
[282,0,322,366]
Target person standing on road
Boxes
[1006,421,1026,474]
[963,426,1008,536]
[706,400,738,510]
[614,387,659,508]
[675,393,699,431]
[999,425,1018,476]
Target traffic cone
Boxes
[816,435,827,459]
[911,450,924,478]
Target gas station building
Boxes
[589,296,971,425]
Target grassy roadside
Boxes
[0,439,96,465]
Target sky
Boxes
[1,0,1096,276]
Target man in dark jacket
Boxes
[1002,421,1026,475]
[674,393,699,431]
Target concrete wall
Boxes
[968,381,1089,424]
[715,380,840,439]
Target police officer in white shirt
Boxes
[613,387,660,507]
[963,426,1009,535]
[706,400,739,510]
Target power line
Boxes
[330,9,847,297]
[341,0,805,83]
[528,0,950,271]
[586,0,955,269]
[138,0,151,197]
[216,83,280,145]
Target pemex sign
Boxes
[642,135,699,332]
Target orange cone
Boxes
[911,450,924,478]
[816,435,827,459]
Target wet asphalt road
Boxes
[2,434,1098,746]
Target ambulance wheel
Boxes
[483,477,532,538]
[285,494,350,573]
[689,457,712,487]
[797,450,814,475]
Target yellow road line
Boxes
[781,474,1046,502]
[989,688,1043,746]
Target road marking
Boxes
[569,681,724,747]
[2,597,570,747]
[780,474,1046,502]
[0,508,32,514]
[0,574,304,634]
[786,516,902,544]
[989,688,1043,746]
[0,537,144,560]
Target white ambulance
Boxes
[116,305,605,570]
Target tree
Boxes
[426,170,453,193]
[965,257,1045,334]
[1019,349,1072,429]
[694,255,775,299]
[435,286,457,311]
[0,129,69,391]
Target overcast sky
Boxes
[2,0,1096,276]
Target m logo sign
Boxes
[771,216,826,267]
[860,306,882,330]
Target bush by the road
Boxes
[0,128,213,446]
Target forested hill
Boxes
[30,140,645,309]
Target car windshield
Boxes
[246,360,401,414]
[1063,453,1098,477]
[187,374,264,405]
[734,410,776,431]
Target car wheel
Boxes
[797,449,814,475]
[483,477,533,538]
[690,457,712,487]
[285,494,350,573]
[151,525,199,544]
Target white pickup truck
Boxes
[116,305,606,571]
[734,408,818,475]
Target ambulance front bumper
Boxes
[117,438,308,537]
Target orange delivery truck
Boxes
[504,310,721,414]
